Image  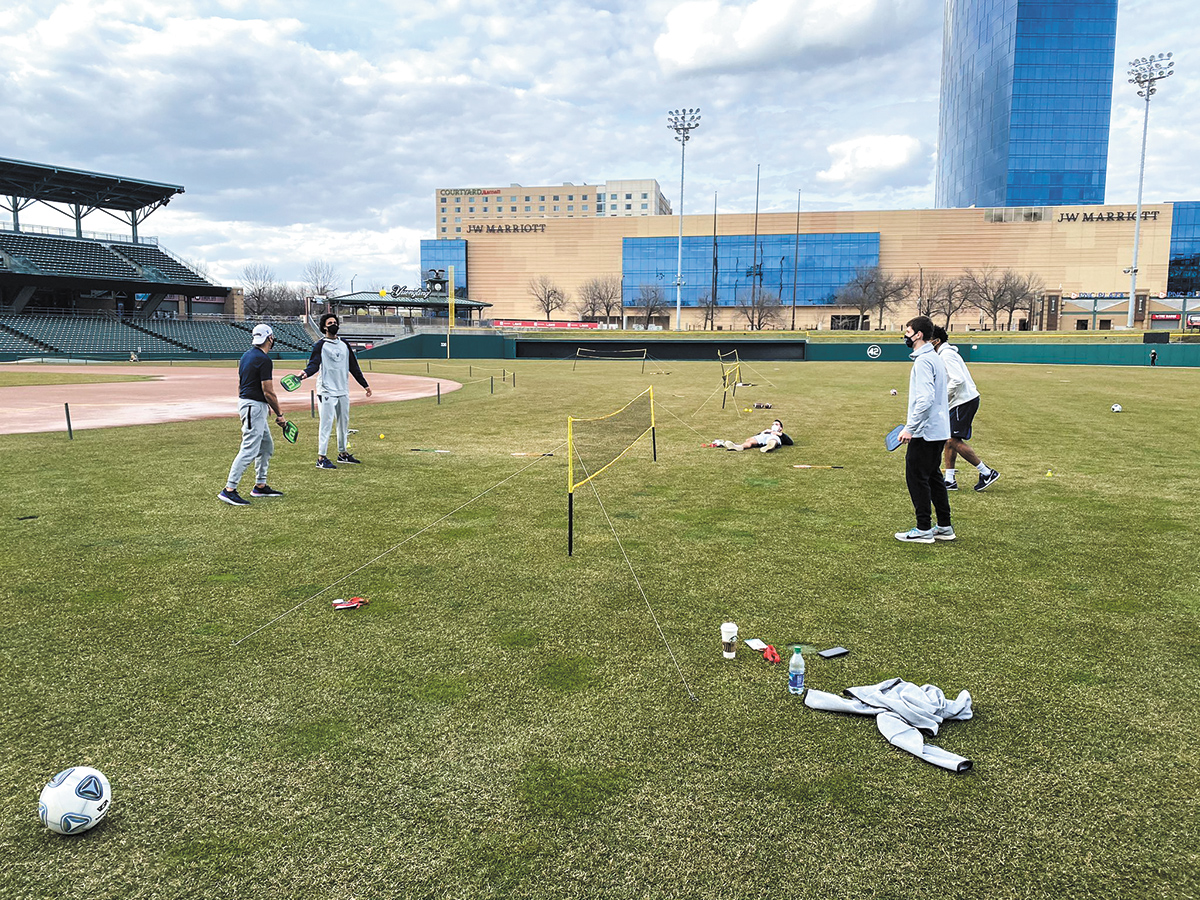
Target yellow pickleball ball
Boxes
[380,434,386,439]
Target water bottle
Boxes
[788,645,805,695]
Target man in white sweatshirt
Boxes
[931,326,999,492]
[295,313,372,469]
[896,316,954,543]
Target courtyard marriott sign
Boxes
[1057,210,1161,223]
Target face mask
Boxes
[903,334,915,349]
[325,323,339,335]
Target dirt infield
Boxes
[0,364,460,435]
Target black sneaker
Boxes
[250,484,284,498]
[316,457,337,470]
[975,470,1000,492]
[337,452,362,465]
[945,480,959,491]
[217,488,250,506]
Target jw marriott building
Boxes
[422,0,1200,331]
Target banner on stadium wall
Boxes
[493,320,599,329]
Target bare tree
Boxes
[835,266,913,330]
[528,276,567,319]
[579,276,623,325]
[631,284,666,329]
[571,290,600,322]
[302,259,341,298]
[1000,271,1044,330]
[241,263,306,317]
[834,266,878,330]
[963,267,1008,331]
[736,289,783,331]
[697,290,720,330]
[924,272,971,328]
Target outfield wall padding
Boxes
[357,333,513,360]
[514,338,807,361]
[804,342,1200,367]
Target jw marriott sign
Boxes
[467,223,547,234]
[1057,210,1161,223]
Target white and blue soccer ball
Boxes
[1111,403,1123,413]
[38,766,111,835]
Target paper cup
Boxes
[720,622,738,659]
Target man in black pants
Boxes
[895,316,954,543]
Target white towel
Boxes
[805,677,974,773]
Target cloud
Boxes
[655,0,938,75]
[816,134,930,191]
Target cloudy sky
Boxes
[1,0,1195,293]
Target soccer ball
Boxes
[1111,403,1123,413]
[38,766,111,835]
[890,389,898,396]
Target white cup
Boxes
[720,622,738,659]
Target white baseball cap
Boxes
[252,323,273,345]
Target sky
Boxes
[0,0,1195,294]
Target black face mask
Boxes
[325,323,339,336]
[903,334,915,349]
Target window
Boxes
[525,196,531,201]
[440,207,446,213]
[440,227,447,233]
[510,196,516,202]
[455,207,461,213]
[455,227,461,233]
[582,204,588,211]
[625,203,632,210]
[625,193,632,200]
[539,205,545,211]
[441,217,446,223]
[454,217,461,223]
[553,195,560,201]
[468,207,474,213]
[567,205,574,211]
[539,195,545,201]
[455,197,461,203]
[510,206,517,212]
[582,194,588,200]
[525,205,531,212]
[641,192,648,199]
[553,205,560,211]
[567,194,574,200]
[611,193,617,200]
[641,203,648,209]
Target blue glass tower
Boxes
[935,0,1118,208]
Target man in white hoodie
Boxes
[931,326,999,492]
[896,316,954,543]
[295,313,372,469]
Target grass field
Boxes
[2,358,1197,900]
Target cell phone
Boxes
[818,647,849,659]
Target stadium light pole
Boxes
[1126,52,1174,329]
[351,274,357,294]
[668,108,701,331]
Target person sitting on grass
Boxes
[721,420,794,453]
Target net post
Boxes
[651,427,657,462]
[437,383,441,405]
[568,491,574,556]
[311,391,315,418]
[491,375,494,394]
[64,402,73,440]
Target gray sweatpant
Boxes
[317,393,350,457]
[226,399,274,490]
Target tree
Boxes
[697,290,720,330]
[923,272,971,328]
[736,289,783,331]
[302,259,340,298]
[578,276,623,325]
[571,290,600,322]
[1001,271,1044,330]
[631,284,666,329]
[528,276,567,319]
[241,263,302,317]
[962,267,1008,331]
[834,266,913,330]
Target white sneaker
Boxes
[932,525,956,541]
[895,527,935,543]
[760,445,771,453]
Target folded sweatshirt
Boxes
[804,677,974,773]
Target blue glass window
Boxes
[418,239,468,298]
[1168,202,1200,297]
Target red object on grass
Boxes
[763,645,781,664]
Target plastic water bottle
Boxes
[788,645,805,695]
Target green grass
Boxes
[0,372,155,387]
[1,359,1198,900]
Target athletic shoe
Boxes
[975,470,1000,492]
[759,445,771,453]
[250,484,284,498]
[217,488,250,506]
[932,525,957,541]
[316,457,337,469]
[945,480,959,491]
[337,452,362,465]
[894,527,935,543]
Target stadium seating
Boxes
[133,319,254,353]
[232,320,315,351]
[0,233,141,280]
[109,243,211,285]
[0,315,184,355]
[0,322,45,353]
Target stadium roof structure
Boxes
[329,289,492,318]
[0,157,184,239]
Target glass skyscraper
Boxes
[935,0,1118,208]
